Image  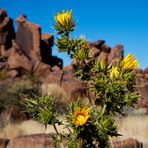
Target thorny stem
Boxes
[87,89,93,106]
[53,124,64,148]
[101,104,107,116]
[85,84,93,106]
[53,124,59,135]
[67,127,72,134]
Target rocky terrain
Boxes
[0,8,148,147]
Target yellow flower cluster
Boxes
[110,66,119,80]
[72,107,89,127]
[54,10,72,26]
[121,54,138,71]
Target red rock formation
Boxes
[0,9,15,56]
[7,43,32,71]
[112,138,143,148]
[0,138,9,148]
[136,69,148,113]
[43,69,87,103]
[12,134,67,148]
[0,9,63,78]
[11,136,143,148]
[41,34,53,57]
[108,44,124,64]
[90,40,123,63]
[32,61,51,77]
[16,15,41,61]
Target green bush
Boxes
[0,76,40,114]
[25,10,139,148]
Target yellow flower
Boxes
[54,10,72,26]
[99,60,106,70]
[72,107,89,127]
[121,54,138,71]
[110,66,119,80]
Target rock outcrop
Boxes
[43,68,87,103]
[0,8,148,112]
[16,15,41,61]
[136,68,148,113]
[12,134,55,148]
[0,9,63,78]
[0,9,15,56]
[89,40,123,64]
[112,138,143,148]
[7,42,32,71]
[2,135,143,148]
[12,134,68,148]
[108,44,124,64]
[0,138,9,148]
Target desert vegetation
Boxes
[0,8,147,148]
[24,10,140,148]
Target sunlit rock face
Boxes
[0,9,63,77]
[136,68,148,113]
[0,9,15,55]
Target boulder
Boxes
[143,68,148,80]
[63,65,74,72]
[143,68,148,74]
[40,34,53,58]
[0,9,15,55]
[48,56,63,69]
[136,70,148,113]
[89,46,101,57]
[0,62,6,70]
[7,42,32,71]
[1,106,27,123]
[12,134,67,148]
[92,40,105,49]
[43,70,87,103]
[16,15,41,61]
[51,65,61,72]
[112,138,143,148]
[40,34,62,68]
[0,138,9,148]
[90,40,111,63]
[12,134,53,148]
[7,69,18,78]
[32,61,51,77]
[97,51,109,62]
[101,44,111,53]
[108,44,124,64]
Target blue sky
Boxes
[0,0,148,69]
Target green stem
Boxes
[67,127,72,134]
[53,124,59,135]
[77,138,83,148]
[87,89,93,106]
[53,124,64,148]
[101,104,107,116]
[85,84,93,106]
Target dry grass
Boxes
[0,116,68,140]
[1,81,148,148]
[0,120,44,139]
[0,117,69,148]
[41,83,68,103]
[41,83,69,114]
[1,109,148,147]
[0,120,47,148]
[111,108,148,148]
[0,70,9,80]
[0,83,68,140]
